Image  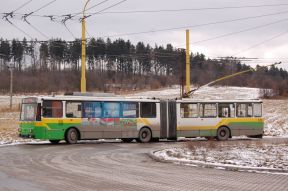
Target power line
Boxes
[90,3,288,15]
[176,17,288,46]
[85,0,128,19]
[13,0,33,13]
[100,10,288,38]
[232,29,288,57]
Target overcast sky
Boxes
[1,0,288,69]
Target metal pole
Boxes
[9,67,13,109]
[81,0,91,93]
[185,30,190,94]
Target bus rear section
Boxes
[19,97,41,138]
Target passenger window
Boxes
[122,102,139,118]
[236,104,246,117]
[43,101,63,118]
[180,103,198,118]
[218,103,235,118]
[140,102,156,118]
[200,103,217,118]
[83,102,102,118]
[103,102,120,118]
[66,102,82,118]
[236,103,253,117]
[253,103,262,117]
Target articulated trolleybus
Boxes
[19,94,264,144]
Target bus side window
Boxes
[236,104,246,117]
[200,103,217,118]
[122,102,139,118]
[140,102,156,118]
[253,103,262,117]
[180,103,198,118]
[66,102,82,118]
[218,103,235,118]
[82,102,102,118]
[103,102,120,118]
[43,100,63,118]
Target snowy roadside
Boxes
[152,140,288,174]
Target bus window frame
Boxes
[65,101,83,118]
[217,103,236,118]
[140,102,157,118]
[82,101,103,118]
[199,103,218,118]
[180,103,198,118]
[121,102,139,119]
[253,102,262,117]
[42,100,64,119]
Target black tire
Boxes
[138,127,152,143]
[121,138,134,143]
[216,126,230,141]
[65,128,79,144]
[49,140,60,144]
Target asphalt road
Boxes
[0,140,287,191]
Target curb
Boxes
[148,150,288,174]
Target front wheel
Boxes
[216,126,230,141]
[137,127,152,143]
[65,128,79,144]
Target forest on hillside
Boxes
[0,37,287,95]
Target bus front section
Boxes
[19,98,41,139]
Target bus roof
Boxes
[177,99,262,103]
[23,96,160,103]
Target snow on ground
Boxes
[154,141,288,172]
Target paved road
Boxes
[0,140,287,191]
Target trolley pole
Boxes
[81,0,91,93]
[185,30,190,94]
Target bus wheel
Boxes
[138,127,152,143]
[49,140,60,144]
[121,138,134,143]
[65,128,78,144]
[217,126,230,141]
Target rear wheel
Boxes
[121,138,134,143]
[138,127,152,143]
[217,126,230,141]
[49,140,60,144]
[65,128,79,144]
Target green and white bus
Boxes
[19,94,264,144]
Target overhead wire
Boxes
[100,10,288,38]
[90,3,288,15]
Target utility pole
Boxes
[81,0,91,93]
[8,65,14,109]
[185,29,190,94]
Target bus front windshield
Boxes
[20,103,37,121]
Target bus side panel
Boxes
[227,118,264,136]
[121,118,138,138]
[160,101,167,139]
[168,101,177,140]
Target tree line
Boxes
[0,37,287,96]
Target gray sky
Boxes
[1,0,288,68]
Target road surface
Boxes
[0,140,287,191]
